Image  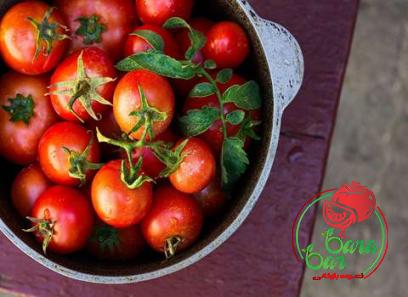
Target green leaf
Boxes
[130,29,165,52]
[221,137,249,188]
[216,69,233,84]
[236,116,261,141]
[179,106,220,136]
[2,94,35,125]
[226,110,245,125]
[189,82,216,97]
[116,50,196,79]
[163,17,206,60]
[204,60,217,69]
[222,81,262,110]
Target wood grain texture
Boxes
[0,0,358,296]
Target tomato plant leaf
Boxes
[236,116,261,141]
[216,69,233,84]
[163,17,206,60]
[189,82,216,97]
[130,29,165,52]
[222,81,262,110]
[179,106,220,136]
[116,50,196,79]
[225,110,245,125]
[204,59,217,69]
[221,137,249,188]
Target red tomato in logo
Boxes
[141,185,203,257]
[55,0,136,61]
[136,0,193,26]
[0,1,69,74]
[12,163,51,218]
[49,47,117,123]
[203,21,249,69]
[0,72,57,165]
[29,185,94,254]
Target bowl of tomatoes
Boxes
[0,0,303,283]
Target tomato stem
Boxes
[198,68,228,139]
[27,6,70,61]
[164,236,183,259]
[23,215,56,255]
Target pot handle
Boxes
[253,16,304,112]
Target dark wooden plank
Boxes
[0,0,358,296]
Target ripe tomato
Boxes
[113,69,175,140]
[124,24,180,58]
[38,122,101,186]
[169,137,216,194]
[194,178,226,217]
[55,0,136,61]
[0,72,57,165]
[87,223,145,260]
[49,47,117,123]
[28,185,94,254]
[130,129,179,179]
[141,185,203,257]
[183,74,260,153]
[136,0,193,26]
[11,163,51,218]
[0,1,69,75]
[203,21,249,69]
[91,160,153,228]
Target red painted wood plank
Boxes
[0,0,358,296]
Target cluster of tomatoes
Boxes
[0,0,260,260]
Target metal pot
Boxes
[0,0,304,283]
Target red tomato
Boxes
[113,70,175,140]
[203,21,249,69]
[87,109,122,158]
[38,122,101,186]
[49,47,117,123]
[183,74,260,153]
[194,178,226,217]
[131,129,179,179]
[0,72,57,165]
[169,137,216,194]
[141,185,203,256]
[11,163,51,218]
[0,1,69,75]
[124,24,180,58]
[29,185,94,254]
[92,160,153,228]
[88,223,145,260]
[172,18,214,97]
[136,0,193,26]
[55,0,136,61]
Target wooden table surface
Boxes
[0,0,359,296]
